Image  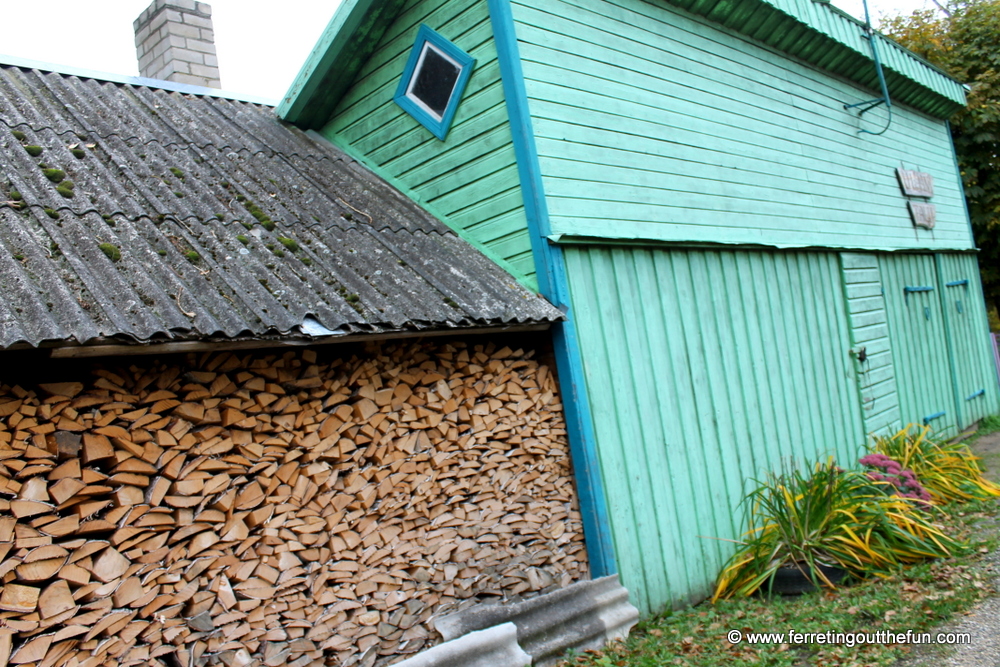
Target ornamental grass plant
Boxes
[712,460,960,601]
[872,425,1000,503]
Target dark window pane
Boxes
[411,46,460,117]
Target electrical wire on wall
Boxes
[844,0,893,135]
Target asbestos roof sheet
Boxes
[0,64,561,351]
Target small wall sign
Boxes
[908,201,936,229]
[896,169,934,198]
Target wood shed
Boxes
[0,59,584,666]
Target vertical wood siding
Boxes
[935,253,1000,426]
[878,254,958,436]
[509,0,974,251]
[323,0,538,289]
[841,253,901,436]
[564,246,864,614]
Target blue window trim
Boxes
[394,25,475,141]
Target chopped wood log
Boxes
[0,342,586,666]
[0,584,39,613]
[38,580,75,619]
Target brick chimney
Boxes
[134,0,222,89]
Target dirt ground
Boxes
[894,429,1000,667]
[971,430,1000,481]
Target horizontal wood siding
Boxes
[936,253,1000,426]
[564,246,864,614]
[878,253,959,437]
[323,0,538,289]
[841,253,901,436]
[509,0,974,251]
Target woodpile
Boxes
[0,340,588,667]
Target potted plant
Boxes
[712,459,959,600]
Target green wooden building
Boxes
[277,0,1000,614]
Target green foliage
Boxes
[42,168,65,183]
[277,237,298,252]
[8,191,21,202]
[44,208,59,220]
[157,249,167,256]
[871,424,1000,502]
[883,0,1000,310]
[11,130,26,141]
[186,251,200,262]
[978,413,1000,432]
[713,460,960,600]
[169,167,185,179]
[99,243,121,262]
[300,257,312,266]
[237,235,249,245]
[24,145,42,157]
[71,148,86,159]
[56,182,74,199]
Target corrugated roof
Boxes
[0,63,561,351]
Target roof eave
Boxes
[657,0,966,118]
[41,323,555,359]
[277,0,409,128]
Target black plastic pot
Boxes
[765,563,847,595]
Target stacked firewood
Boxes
[0,341,587,667]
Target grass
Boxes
[563,424,1000,667]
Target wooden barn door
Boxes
[878,254,957,437]
[935,253,1000,427]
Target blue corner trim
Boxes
[393,25,475,141]
[967,389,986,401]
[945,279,970,288]
[946,121,978,246]
[486,0,616,578]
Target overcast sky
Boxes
[0,0,937,103]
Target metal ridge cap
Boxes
[0,53,279,106]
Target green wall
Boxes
[565,245,999,614]
[323,0,538,290]
[563,245,865,613]
[509,0,974,251]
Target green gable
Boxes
[282,0,537,291]
[511,0,975,252]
